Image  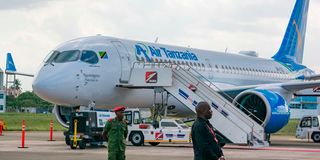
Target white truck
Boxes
[124,109,191,146]
[296,115,320,143]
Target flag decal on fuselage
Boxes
[99,51,108,59]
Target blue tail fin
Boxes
[6,53,17,72]
[272,0,309,71]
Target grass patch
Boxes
[0,112,66,131]
[272,119,299,136]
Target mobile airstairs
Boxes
[116,62,269,147]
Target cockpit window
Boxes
[44,50,59,63]
[80,50,99,64]
[53,50,80,63]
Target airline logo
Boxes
[274,105,289,115]
[145,71,157,83]
[135,43,198,62]
[155,132,163,140]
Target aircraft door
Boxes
[205,58,213,80]
[111,41,132,83]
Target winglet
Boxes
[6,53,17,72]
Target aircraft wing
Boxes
[281,80,320,91]
[213,80,320,96]
[304,74,320,81]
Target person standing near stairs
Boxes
[192,102,225,160]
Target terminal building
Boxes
[289,87,320,119]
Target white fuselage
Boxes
[32,36,313,111]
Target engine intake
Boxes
[53,105,73,128]
[233,89,290,133]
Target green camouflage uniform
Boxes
[104,118,128,160]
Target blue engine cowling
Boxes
[233,89,290,133]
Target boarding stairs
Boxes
[116,62,268,147]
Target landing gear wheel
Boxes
[130,132,144,146]
[79,140,86,149]
[149,142,160,146]
[70,140,77,149]
[312,132,320,143]
[65,136,71,146]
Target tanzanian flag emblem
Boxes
[99,51,108,59]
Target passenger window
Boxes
[313,117,319,127]
[300,117,312,127]
[54,50,80,63]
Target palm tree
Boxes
[9,79,22,97]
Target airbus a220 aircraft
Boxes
[31,0,320,135]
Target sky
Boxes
[0,0,319,91]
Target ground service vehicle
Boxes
[296,115,320,143]
[65,109,191,148]
[65,111,114,149]
[125,109,191,146]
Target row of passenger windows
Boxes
[44,50,99,64]
[137,57,289,76]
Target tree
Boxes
[8,79,22,97]
[6,91,54,112]
[17,91,53,108]
[11,79,22,90]
[6,95,18,112]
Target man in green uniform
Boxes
[192,102,225,160]
[103,106,128,160]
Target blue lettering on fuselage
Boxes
[135,43,198,62]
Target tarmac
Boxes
[1,131,320,160]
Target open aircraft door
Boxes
[112,41,132,83]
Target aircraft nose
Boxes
[32,67,76,105]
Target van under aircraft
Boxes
[31,0,320,143]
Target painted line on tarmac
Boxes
[224,146,320,153]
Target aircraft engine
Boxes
[53,105,73,128]
[233,89,290,133]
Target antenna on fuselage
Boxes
[154,37,159,43]
[225,47,228,53]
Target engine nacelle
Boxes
[233,89,290,133]
[53,105,73,128]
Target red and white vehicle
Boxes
[124,109,191,146]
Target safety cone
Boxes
[18,120,28,148]
[48,120,55,141]
[0,122,3,136]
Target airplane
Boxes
[5,53,34,77]
[32,0,320,134]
